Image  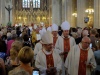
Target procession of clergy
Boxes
[0,20,98,75]
[32,21,97,75]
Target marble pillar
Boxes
[77,0,87,28]
[52,0,62,26]
[94,0,100,28]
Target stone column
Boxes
[77,0,87,28]
[61,0,65,22]
[94,0,100,28]
[66,0,74,27]
[48,0,52,25]
[52,0,62,26]
[2,0,5,25]
[62,0,75,27]
[12,0,15,25]
[0,0,5,25]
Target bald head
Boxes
[82,30,89,37]
[81,36,91,49]
[82,36,91,43]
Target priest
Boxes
[55,21,76,75]
[55,21,76,61]
[51,23,59,48]
[35,31,62,75]
[34,23,59,60]
[65,36,96,75]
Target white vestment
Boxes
[34,34,59,60]
[65,44,96,75]
[34,42,42,60]
[35,49,62,75]
[52,34,59,48]
[55,35,76,75]
[55,35,76,54]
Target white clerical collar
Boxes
[61,34,70,38]
[79,43,89,50]
[43,49,52,55]
[52,34,59,37]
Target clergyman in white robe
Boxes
[55,21,76,75]
[55,35,76,75]
[34,41,42,59]
[65,43,96,75]
[35,49,62,75]
[55,35,76,54]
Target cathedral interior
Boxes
[0,0,100,28]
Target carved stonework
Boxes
[13,0,50,25]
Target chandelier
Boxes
[85,0,94,14]
[85,6,94,14]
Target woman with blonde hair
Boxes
[11,40,23,49]
[10,46,20,65]
[6,41,23,65]
[9,46,34,75]
[5,41,23,74]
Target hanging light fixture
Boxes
[85,6,94,14]
[72,12,77,17]
[85,0,94,14]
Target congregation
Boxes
[0,21,100,75]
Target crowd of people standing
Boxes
[0,21,100,75]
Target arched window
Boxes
[22,0,40,8]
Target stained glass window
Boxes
[22,0,40,8]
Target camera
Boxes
[89,43,92,48]
[32,68,40,75]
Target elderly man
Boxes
[35,31,62,75]
[34,24,59,60]
[65,36,96,75]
